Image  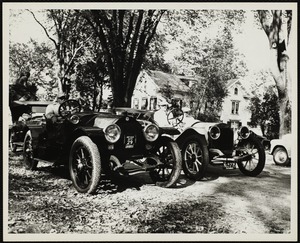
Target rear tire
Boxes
[149,136,182,188]
[69,136,101,194]
[23,131,38,170]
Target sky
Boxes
[8,9,271,73]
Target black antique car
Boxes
[22,100,182,194]
[173,117,266,180]
[9,100,51,152]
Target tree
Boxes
[161,10,247,120]
[257,10,292,138]
[83,10,165,107]
[9,40,56,102]
[249,87,280,139]
[143,33,171,72]
[28,9,92,94]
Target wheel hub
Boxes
[191,154,197,162]
[77,163,84,170]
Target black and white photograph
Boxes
[2,2,297,241]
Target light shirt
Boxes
[45,102,60,119]
[153,108,170,127]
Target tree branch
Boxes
[27,9,58,49]
[257,10,270,36]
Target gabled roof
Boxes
[226,78,251,97]
[227,79,240,88]
[146,70,190,93]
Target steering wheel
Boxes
[167,108,184,127]
[58,99,81,118]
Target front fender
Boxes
[67,126,105,147]
[175,127,208,147]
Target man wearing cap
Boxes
[153,100,170,127]
[45,92,67,122]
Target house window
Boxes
[231,101,239,114]
[149,97,157,110]
[234,87,238,95]
[141,97,148,110]
[133,98,139,109]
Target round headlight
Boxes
[104,124,121,143]
[69,115,80,124]
[144,124,159,142]
[209,125,221,140]
[239,126,250,139]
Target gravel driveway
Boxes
[5,150,294,241]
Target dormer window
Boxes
[234,87,238,95]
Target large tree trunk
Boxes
[258,10,292,138]
[268,37,291,138]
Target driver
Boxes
[45,92,67,122]
[153,100,170,127]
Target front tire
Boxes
[237,136,265,176]
[23,131,38,170]
[273,147,290,166]
[69,136,101,194]
[181,135,209,180]
[149,136,182,188]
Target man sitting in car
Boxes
[45,92,67,122]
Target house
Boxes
[131,70,191,110]
[220,79,252,133]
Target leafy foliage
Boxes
[154,10,247,121]
[28,9,92,94]
[9,40,57,101]
[249,87,280,139]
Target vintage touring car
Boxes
[22,99,182,194]
[156,109,266,180]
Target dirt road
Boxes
[6,150,292,239]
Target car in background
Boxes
[9,100,51,152]
[270,134,292,166]
[248,127,271,151]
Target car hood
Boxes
[93,116,119,129]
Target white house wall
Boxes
[220,82,252,126]
[131,71,165,110]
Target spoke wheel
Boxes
[149,136,182,188]
[23,131,38,170]
[273,147,290,166]
[167,108,184,127]
[69,136,101,194]
[181,135,209,180]
[237,136,265,176]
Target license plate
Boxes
[125,135,135,148]
[224,162,236,169]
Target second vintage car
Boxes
[159,109,266,180]
[22,99,182,194]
